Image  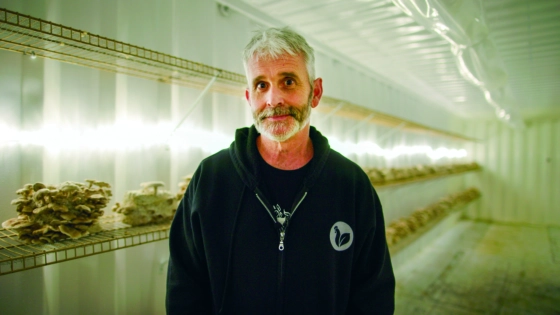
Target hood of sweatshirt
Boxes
[228,125,331,193]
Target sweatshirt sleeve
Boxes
[166,176,213,314]
[347,182,396,314]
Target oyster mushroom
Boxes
[114,182,178,226]
[49,203,69,212]
[90,210,104,218]
[71,218,93,224]
[119,206,136,215]
[11,197,31,209]
[39,236,53,243]
[5,179,112,244]
[33,188,52,206]
[33,182,46,191]
[2,218,18,229]
[96,181,111,188]
[60,213,76,220]
[73,224,89,231]
[59,225,83,239]
[16,186,33,198]
[60,182,80,194]
[141,181,165,195]
[32,225,51,235]
[21,205,34,213]
[75,205,91,212]
[85,179,96,188]
[33,205,50,214]
[2,217,33,229]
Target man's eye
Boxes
[285,79,295,86]
[257,82,267,89]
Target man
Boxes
[166,27,395,314]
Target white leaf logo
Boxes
[330,221,353,251]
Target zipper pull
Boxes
[279,231,285,251]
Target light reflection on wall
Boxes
[329,139,467,160]
[0,122,467,160]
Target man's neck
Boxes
[257,126,313,170]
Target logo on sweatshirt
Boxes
[330,221,353,251]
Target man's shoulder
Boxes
[197,147,233,173]
[326,148,366,174]
[202,147,230,162]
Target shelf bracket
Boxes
[315,102,345,125]
[344,113,375,136]
[167,72,221,144]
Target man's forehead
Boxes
[249,49,300,61]
[250,50,304,62]
[247,54,306,73]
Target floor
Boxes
[393,220,560,315]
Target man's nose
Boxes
[265,85,284,107]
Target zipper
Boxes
[278,230,285,250]
[255,190,308,315]
[255,192,276,222]
[255,191,308,251]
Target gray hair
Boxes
[243,27,316,85]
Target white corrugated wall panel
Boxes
[463,119,560,226]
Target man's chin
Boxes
[258,126,299,142]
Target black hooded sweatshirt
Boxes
[166,126,395,315]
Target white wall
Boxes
[463,118,560,226]
[0,0,473,314]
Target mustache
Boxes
[256,106,301,121]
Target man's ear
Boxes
[311,78,323,108]
[245,89,250,103]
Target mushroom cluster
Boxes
[364,162,480,185]
[2,180,111,244]
[385,187,481,247]
[177,174,193,200]
[112,181,179,226]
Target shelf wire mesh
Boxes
[0,8,246,96]
[373,164,481,188]
[0,215,170,276]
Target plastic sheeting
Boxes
[391,0,524,128]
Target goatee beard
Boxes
[253,95,312,142]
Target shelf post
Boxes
[314,102,345,125]
[376,122,407,144]
[166,72,221,145]
[343,113,375,137]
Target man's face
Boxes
[245,53,322,142]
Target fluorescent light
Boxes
[1,123,467,160]
[329,138,467,160]
[0,122,232,153]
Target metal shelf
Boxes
[0,8,246,97]
[317,97,479,142]
[0,7,477,142]
[0,163,479,276]
[371,164,481,189]
[0,216,170,276]
[388,204,466,255]
[388,190,481,255]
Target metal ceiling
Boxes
[221,0,560,123]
